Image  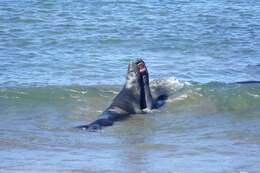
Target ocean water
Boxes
[0,0,260,173]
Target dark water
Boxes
[1,0,260,172]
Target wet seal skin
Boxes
[76,58,168,131]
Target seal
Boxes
[76,58,168,130]
[137,59,168,110]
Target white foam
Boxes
[69,89,81,93]
[247,92,259,98]
[167,90,203,103]
[80,91,88,95]
[100,89,119,95]
[150,76,190,91]
[142,108,160,113]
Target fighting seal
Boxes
[76,58,167,130]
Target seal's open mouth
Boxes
[137,62,146,73]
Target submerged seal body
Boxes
[76,59,167,130]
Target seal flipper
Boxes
[152,85,169,109]
[153,94,168,109]
[75,124,90,130]
[76,119,113,131]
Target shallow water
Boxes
[1,0,260,172]
[1,81,260,173]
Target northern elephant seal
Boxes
[76,58,167,130]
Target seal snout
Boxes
[128,60,136,72]
[137,61,146,73]
[134,58,146,74]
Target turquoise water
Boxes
[0,82,260,172]
[1,0,260,172]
